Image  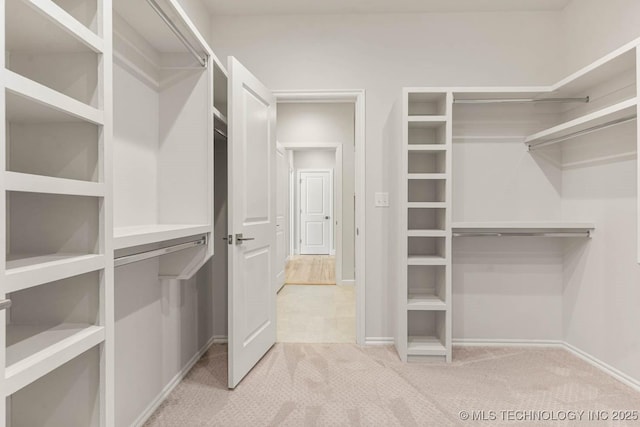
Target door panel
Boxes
[228,57,276,389]
[275,147,288,292]
[300,171,331,255]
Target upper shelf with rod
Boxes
[453,222,595,238]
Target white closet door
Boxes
[300,170,331,255]
[227,57,277,389]
[275,145,288,293]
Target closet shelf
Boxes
[525,98,637,149]
[7,0,103,53]
[5,254,105,294]
[408,202,447,209]
[213,106,228,124]
[408,255,447,266]
[407,294,446,311]
[5,70,104,125]
[407,230,447,237]
[5,323,105,396]
[407,145,448,151]
[407,336,447,356]
[114,224,211,250]
[407,173,447,180]
[452,222,595,236]
[5,172,104,197]
[408,116,447,128]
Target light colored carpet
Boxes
[277,285,355,343]
[145,344,640,426]
[285,255,335,285]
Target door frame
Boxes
[275,90,366,345]
[297,168,335,256]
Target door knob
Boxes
[235,233,255,245]
[325,216,330,219]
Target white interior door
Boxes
[300,170,331,255]
[275,146,288,292]
[228,57,277,389]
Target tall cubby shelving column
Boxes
[1,0,112,425]
[398,90,452,362]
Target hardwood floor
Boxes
[285,255,336,285]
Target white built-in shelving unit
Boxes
[2,0,111,424]
[389,90,453,362]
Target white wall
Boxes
[211,11,564,339]
[278,103,356,279]
[560,0,640,387]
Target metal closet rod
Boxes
[146,0,207,68]
[114,236,207,267]
[453,232,591,238]
[454,97,589,104]
[528,115,638,151]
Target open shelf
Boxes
[5,70,103,125]
[407,310,447,357]
[408,179,446,203]
[5,172,104,197]
[452,221,595,236]
[407,255,447,266]
[408,92,447,116]
[114,224,211,250]
[5,254,104,294]
[407,336,447,356]
[407,230,447,237]
[525,98,638,148]
[407,144,448,151]
[408,207,446,231]
[408,173,447,180]
[5,323,104,396]
[408,293,446,311]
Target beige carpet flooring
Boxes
[145,344,640,426]
[285,255,335,285]
[277,285,355,343]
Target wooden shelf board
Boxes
[408,116,447,128]
[525,98,637,146]
[5,323,105,396]
[407,173,447,180]
[5,172,104,197]
[407,202,447,209]
[114,224,211,250]
[5,253,105,294]
[407,230,447,237]
[408,255,447,266]
[7,0,103,54]
[5,70,103,125]
[407,294,446,311]
[452,221,595,234]
[407,145,448,152]
[407,336,447,356]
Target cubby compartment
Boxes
[408,236,446,260]
[407,265,446,310]
[52,0,100,34]
[7,347,101,427]
[5,0,101,108]
[407,311,447,358]
[408,121,446,145]
[408,179,446,203]
[5,100,100,182]
[408,208,446,231]
[408,92,447,116]
[112,0,212,249]
[6,192,100,272]
[408,150,446,174]
[213,59,228,121]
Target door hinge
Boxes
[227,235,233,245]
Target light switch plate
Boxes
[375,192,389,207]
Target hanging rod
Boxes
[114,236,207,267]
[454,97,589,104]
[146,0,207,68]
[528,115,637,151]
[453,232,591,238]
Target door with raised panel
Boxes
[227,57,277,389]
[299,170,331,255]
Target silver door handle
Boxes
[0,299,12,310]
[235,233,255,245]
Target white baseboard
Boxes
[212,335,228,344]
[365,337,394,345]
[132,334,217,427]
[563,342,640,393]
[339,279,355,287]
[453,338,563,348]
[453,338,640,393]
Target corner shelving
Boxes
[5,172,105,197]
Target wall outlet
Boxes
[375,192,389,207]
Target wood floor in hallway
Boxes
[285,255,335,285]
